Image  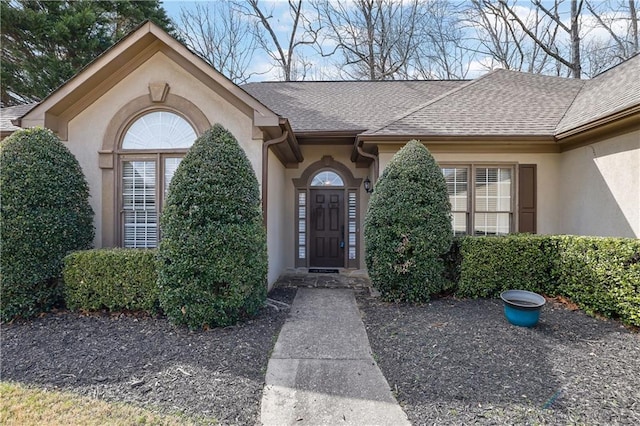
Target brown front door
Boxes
[309,189,344,267]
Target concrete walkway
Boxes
[260,285,410,426]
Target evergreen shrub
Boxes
[450,234,639,327]
[157,124,267,329]
[553,236,640,327]
[0,128,94,322]
[457,234,557,298]
[364,140,453,302]
[63,249,158,314]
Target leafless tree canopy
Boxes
[178,1,259,84]
[238,0,321,81]
[173,0,639,81]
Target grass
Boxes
[0,381,216,425]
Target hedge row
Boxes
[456,235,640,327]
[60,235,638,328]
[553,236,640,327]
[63,249,159,314]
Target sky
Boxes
[158,1,635,82]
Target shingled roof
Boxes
[241,80,466,133]
[556,53,640,135]
[362,70,586,138]
[0,103,38,136]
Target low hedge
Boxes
[454,234,640,327]
[457,234,557,298]
[63,249,159,314]
[553,236,640,327]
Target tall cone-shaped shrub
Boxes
[364,140,452,302]
[157,124,267,329]
[1,128,94,321]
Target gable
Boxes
[18,21,283,142]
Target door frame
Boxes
[309,188,345,267]
[292,156,362,269]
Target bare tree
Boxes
[238,0,321,81]
[582,0,639,74]
[410,0,476,79]
[177,1,259,84]
[465,0,561,74]
[490,0,583,78]
[313,0,430,80]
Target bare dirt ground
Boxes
[357,293,640,425]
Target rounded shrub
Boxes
[364,140,452,302]
[157,124,267,329]
[1,127,94,322]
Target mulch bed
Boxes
[4,286,639,425]
[357,293,640,425]
[1,287,296,425]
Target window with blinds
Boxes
[442,165,514,236]
[122,161,157,248]
[474,167,512,236]
[120,111,195,248]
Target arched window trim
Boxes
[118,108,198,152]
[100,94,210,248]
[310,170,345,187]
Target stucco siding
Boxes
[65,51,261,248]
[559,130,640,238]
[377,148,563,235]
[266,149,289,288]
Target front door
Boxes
[309,189,344,267]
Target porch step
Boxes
[274,270,371,290]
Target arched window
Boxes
[122,111,196,149]
[310,171,344,187]
[120,111,197,248]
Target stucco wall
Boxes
[558,130,640,238]
[266,149,289,288]
[65,51,261,248]
[378,149,563,235]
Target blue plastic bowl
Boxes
[500,290,546,327]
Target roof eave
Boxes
[556,106,640,151]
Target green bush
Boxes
[364,140,453,302]
[1,128,94,322]
[450,234,639,327]
[553,236,640,327]
[157,124,267,329]
[457,234,557,298]
[63,249,159,314]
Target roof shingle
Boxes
[241,80,466,133]
[556,54,640,134]
[364,70,585,137]
[0,103,38,134]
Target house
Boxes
[2,22,639,287]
